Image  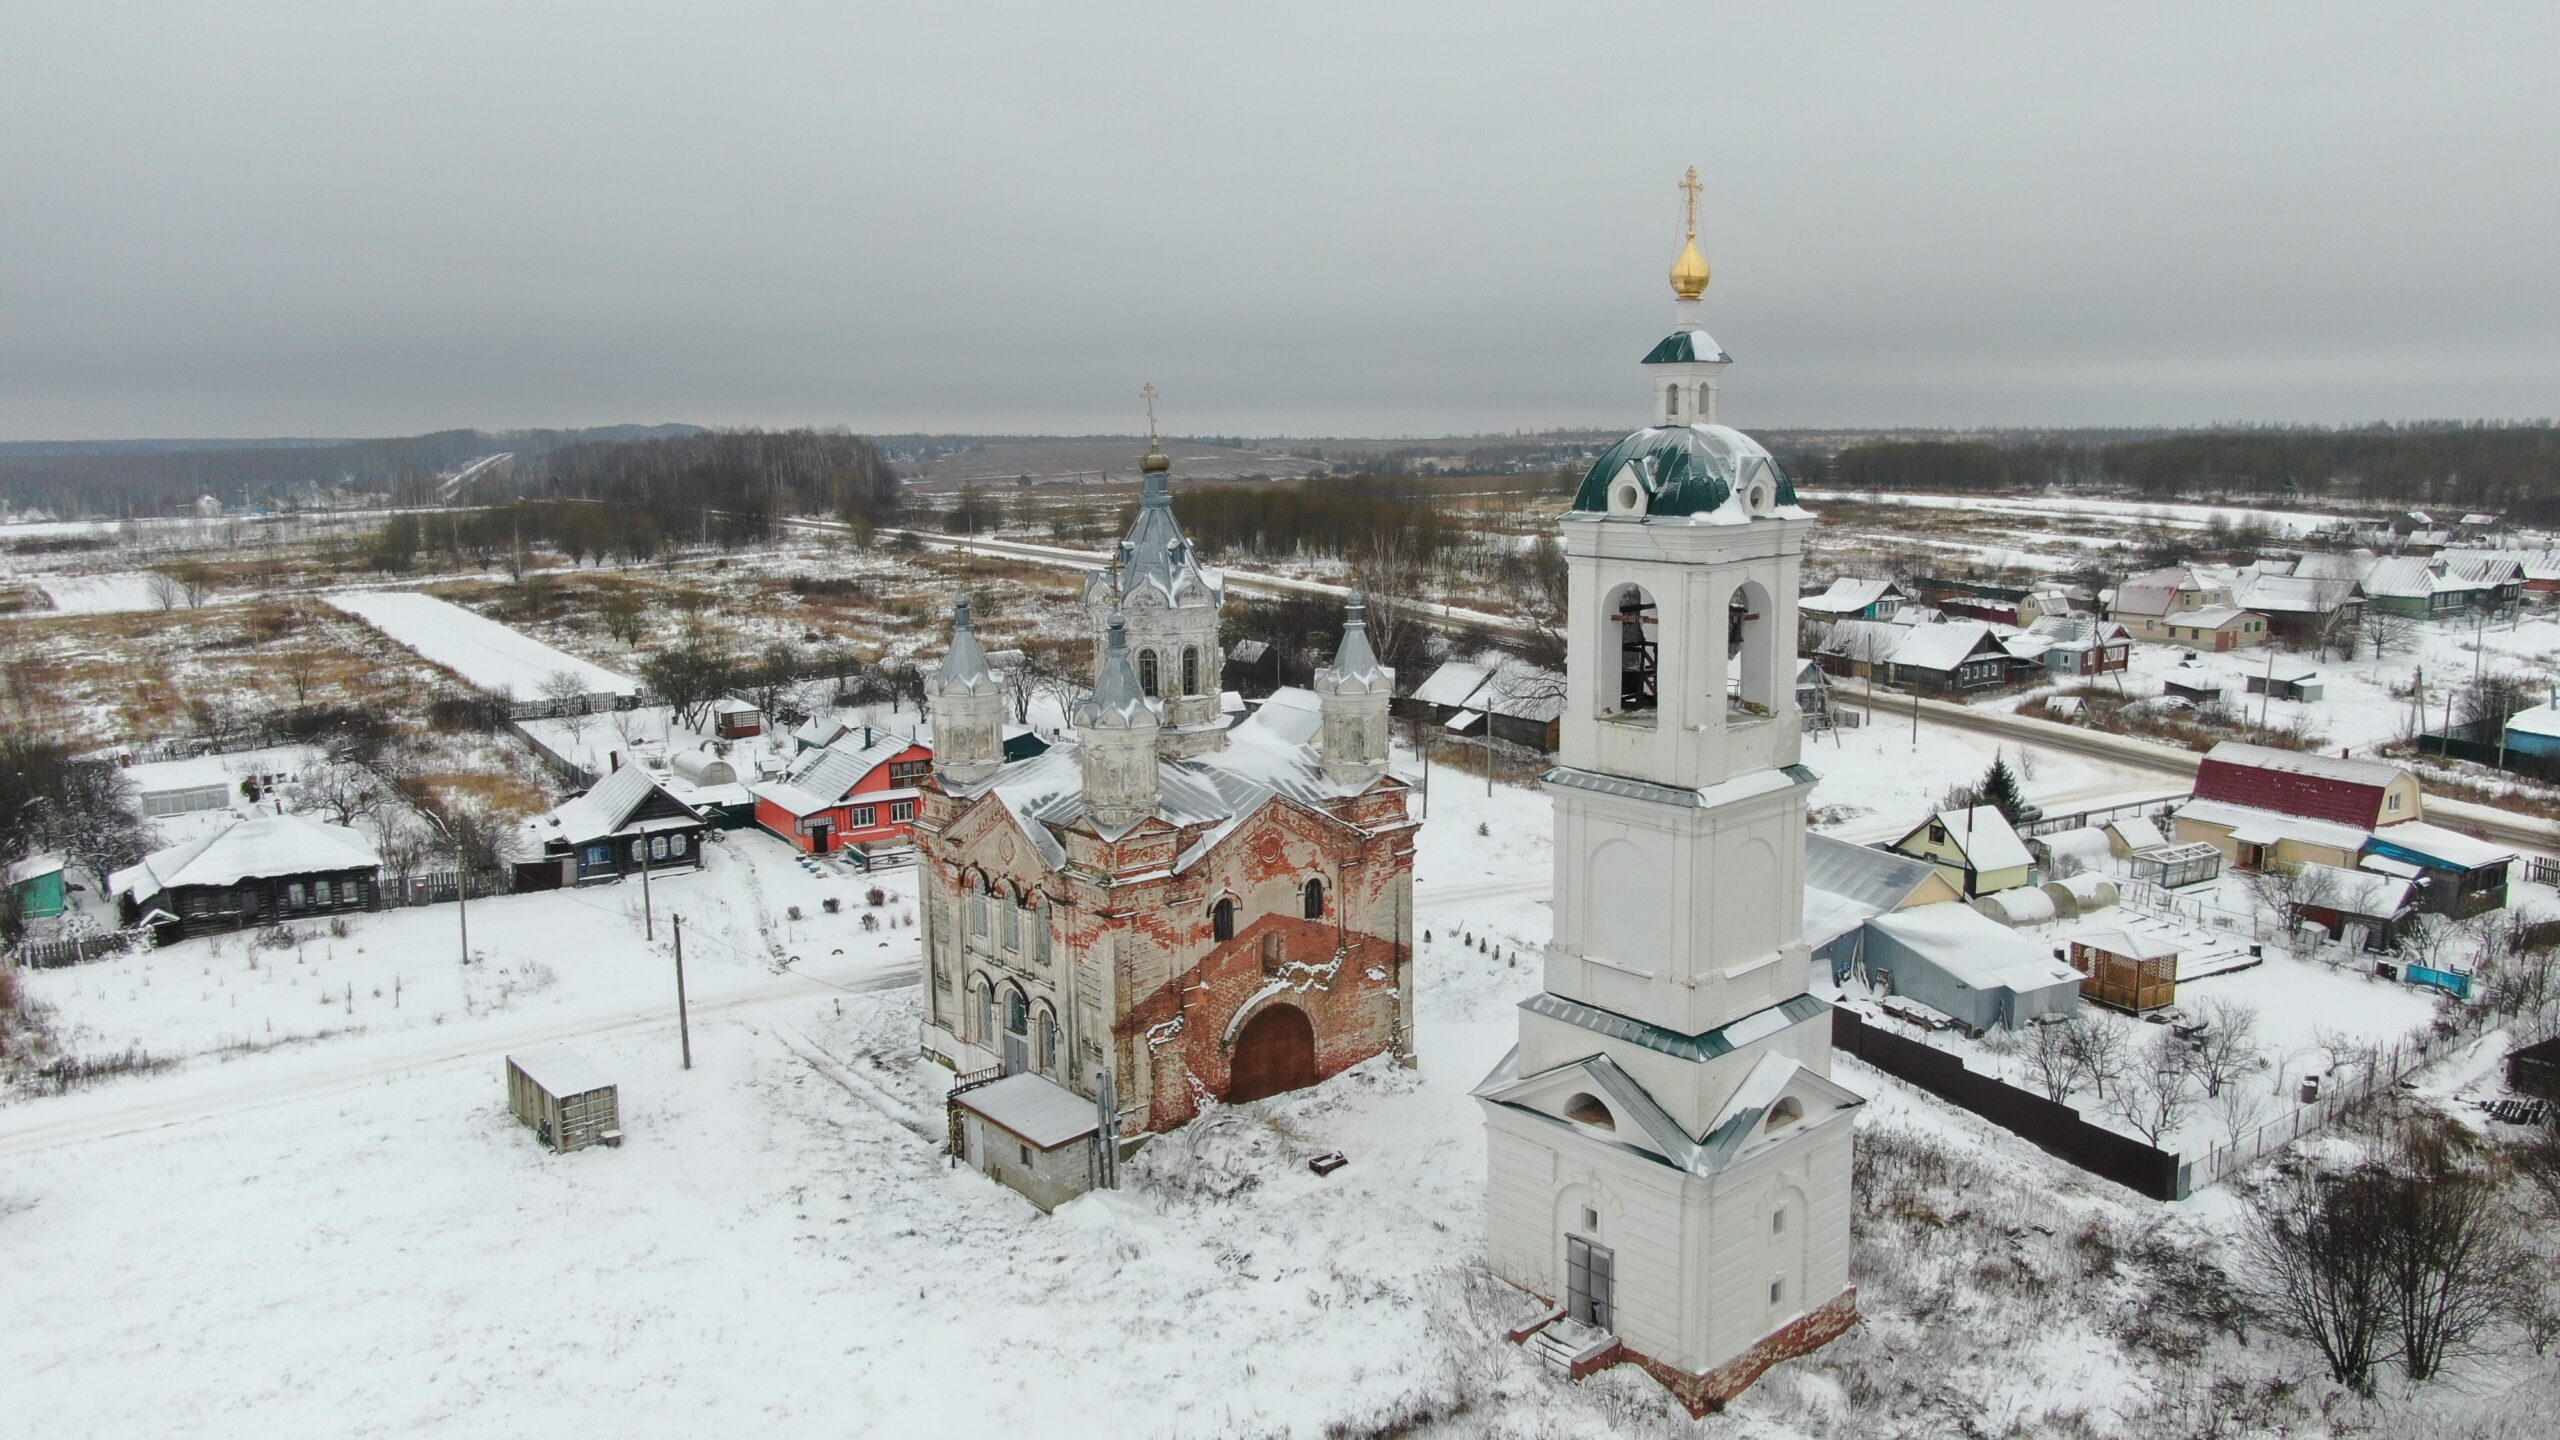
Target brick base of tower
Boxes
[1622,1287,1859,1416]
[1514,1286,1859,1416]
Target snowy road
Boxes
[0,957,917,1157]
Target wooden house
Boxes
[1886,806,2035,898]
[1885,623,2012,693]
[2287,861,2414,951]
[534,765,707,885]
[2067,927,2180,1014]
[751,729,933,855]
[505,1046,622,1153]
[109,814,380,939]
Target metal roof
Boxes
[1518,991,1827,1065]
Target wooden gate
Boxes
[1226,1003,1317,1103]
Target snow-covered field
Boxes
[328,589,641,700]
[29,572,171,615]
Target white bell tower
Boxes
[1476,171,1861,1411]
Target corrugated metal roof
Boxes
[2193,741,2400,827]
[1519,990,1827,1065]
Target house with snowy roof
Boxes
[110,813,381,939]
[1886,806,2035,898]
[1883,621,2011,692]
[532,765,706,885]
[2022,614,2132,677]
[913,438,1418,1213]
[751,726,934,856]
[2108,565,2267,649]
[1799,577,1905,623]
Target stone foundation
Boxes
[1621,1288,1860,1417]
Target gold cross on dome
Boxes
[1142,382,1159,445]
[1678,166,1702,239]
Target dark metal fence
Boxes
[1831,1006,2184,1201]
[2416,721,2560,782]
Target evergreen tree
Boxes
[1977,751,2029,825]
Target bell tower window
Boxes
[1603,584,1660,718]
[1663,385,1680,420]
[1138,648,1160,697]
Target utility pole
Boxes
[2259,647,2275,735]
[448,826,470,967]
[640,835,654,941]
[672,914,693,1070]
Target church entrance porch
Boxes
[1226,1003,1316,1103]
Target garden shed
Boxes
[951,1072,1102,1212]
[2508,1035,2560,1103]
[505,1046,622,1153]
[2067,926,2181,1014]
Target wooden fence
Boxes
[381,870,512,909]
[11,932,136,970]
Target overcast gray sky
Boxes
[5,3,2556,440]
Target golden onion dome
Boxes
[1670,234,1710,300]
[1141,446,1171,474]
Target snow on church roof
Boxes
[960,685,1394,873]
[1567,424,1807,523]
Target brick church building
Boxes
[913,436,1419,1186]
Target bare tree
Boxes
[2246,1165,2396,1393]
[2188,997,2266,1099]
[2211,1077,2272,1143]
[538,669,593,743]
[2023,1017,2086,1102]
[2376,1126,2530,1380]
[279,643,325,706]
[147,570,184,612]
[2362,607,2418,660]
[598,588,648,650]
[293,757,388,829]
[2113,1031,2199,1145]
[2065,1011,2133,1102]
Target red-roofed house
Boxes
[751,729,934,855]
[2191,741,2419,829]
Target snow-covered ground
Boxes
[1798,490,2356,539]
[327,589,641,700]
[29,571,172,614]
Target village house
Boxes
[2021,614,2131,677]
[2361,556,2506,619]
[529,765,707,886]
[2289,861,2416,952]
[2170,741,2514,915]
[111,813,381,939]
[2108,565,2268,649]
[2221,566,2363,649]
[750,728,934,856]
[1886,806,2035,898]
[1885,621,2011,692]
[914,442,1418,1213]
[1799,577,1904,623]
[1408,657,1567,752]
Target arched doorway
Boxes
[1226,1003,1317,1103]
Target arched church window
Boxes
[1303,878,1325,920]
[973,976,995,1043]
[1037,1004,1060,1073]
[1139,648,1160,697]
[1182,646,1199,696]
[1211,897,1236,943]
[1768,1095,1804,1130]
[1664,385,1680,419]
[1564,1093,1615,1131]
[1005,985,1030,1036]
